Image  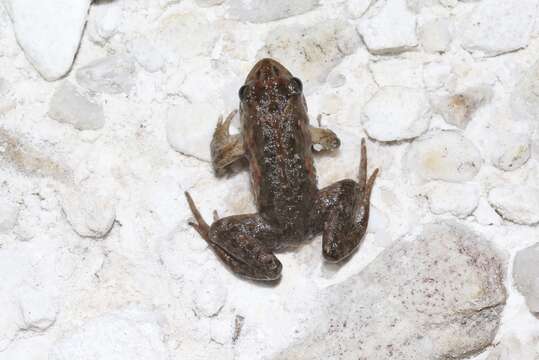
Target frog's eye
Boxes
[288,77,303,95]
[239,85,250,101]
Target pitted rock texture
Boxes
[276,222,506,360]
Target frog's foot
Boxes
[208,214,283,281]
[309,124,341,152]
[211,110,245,176]
[185,191,211,240]
[314,139,378,262]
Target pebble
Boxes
[357,0,418,54]
[488,185,539,225]
[403,130,482,182]
[432,86,493,129]
[362,87,431,142]
[488,132,531,172]
[418,16,451,53]
[227,0,319,23]
[368,58,423,88]
[426,181,480,218]
[87,0,122,45]
[16,284,58,331]
[3,0,91,80]
[460,0,538,57]
[48,81,105,131]
[511,60,539,123]
[513,243,539,315]
[76,55,137,95]
[0,198,19,233]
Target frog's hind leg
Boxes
[211,110,245,176]
[185,192,282,281]
[313,139,378,262]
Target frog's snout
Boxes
[246,58,292,83]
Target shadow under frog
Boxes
[185,58,378,281]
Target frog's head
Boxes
[239,58,304,114]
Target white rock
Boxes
[196,0,225,7]
[345,0,372,19]
[488,185,539,225]
[418,16,451,53]
[258,20,360,90]
[422,61,452,90]
[128,36,164,73]
[368,58,423,88]
[16,285,58,331]
[357,0,418,55]
[0,198,19,232]
[166,102,220,162]
[511,61,539,123]
[474,199,502,226]
[276,222,506,359]
[426,181,479,218]
[49,309,169,360]
[460,0,538,57]
[227,0,319,23]
[404,130,482,182]
[432,86,493,129]
[48,82,105,131]
[362,87,431,142]
[87,0,122,45]
[76,55,136,94]
[160,0,181,8]
[61,182,117,238]
[513,243,539,315]
[192,272,228,317]
[2,0,91,80]
[488,132,531,171]
[487,336,539,360]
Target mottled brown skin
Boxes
[185,59,378,281]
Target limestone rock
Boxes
[16,284,58,331]
[403,130,482,182]
[0,197,19,232]
[76,55,136,95]
[258,20,361,90]
[227,0,319,23]
[48,81,105,131]
[511,60,539,123]
[489,132,531,172]
[358,0,418,55]
[192,272,228,317]
[196,0,225,7]
[513,243,539,315]
[362,87,431,142]
[418,16,451,53]
[488,185,539,225]
[2,0,91,80]
[460,0,538,57]
[345,0,373,19]
[276,222,506,359]
[433,86,493,129]
[49,309,169,360]
[426,181,479,218]
[87,0,123,45]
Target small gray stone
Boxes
[227,0,319,23]
[275,222,506,359]
[76,55,136,94]
[513,243,539,315]
[48,81,105,131]
[433,86,493,129]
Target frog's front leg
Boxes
[311,139,378,261]
[185,192,283,280]
[211,110,245,176]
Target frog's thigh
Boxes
[208,214,283,281]
[309,126,341,152]
[314,179,366,262]
[211,110,245,176]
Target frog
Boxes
[185,58,378,281]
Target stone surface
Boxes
[418,16,451,53]
[488,185,539,225]
[76,55,136,94]
[432,86,493,129]
[48,82,105,131]
[426,181,480,218]
[87,0,122,45]
[276,222,506,359]
[460,0,538,57]
[49,309,169,360]
[362,87,431,142]
[511,60,539,123]
[60,182,117,238]
[192,272,228,317]
[358,0,418,54]
[513,243,539,315]
[16,285,58,331]
[368,59,423,88]
[403,130,483,182]
[227,0,319,23]
[196,0,225,7]
[258,20,361,90]
[488,132,531,171]
[0,197,19,232]
[2,0,91,80]
[128,36,165,73]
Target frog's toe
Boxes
[247,253,282,281]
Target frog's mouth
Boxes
[245,58,293,84]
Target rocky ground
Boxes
[0,0,538,359]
